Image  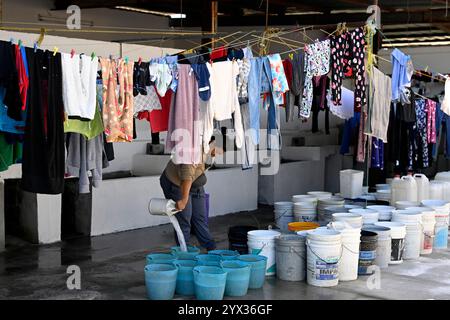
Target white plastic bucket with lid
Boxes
[247,230,281,276]
[362,225,391,268]
[327,221,361,281]
[391,210,423,260]
[274,202,294,231]
[307,191,332,200]
[414,174,430,202]
[292,195,317,204]
[340,169,364,199]
[293,202,317,222]
[374,221,407,264]
[395,201,420,210]
[305,228,342,287]
[421,200,450,249]
[366,205,395,221]
[348,208,379,225]
[332,213,363,229]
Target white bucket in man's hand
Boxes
[148,198,179,216]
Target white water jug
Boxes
[391,176,417,206]
[414,174,429,202]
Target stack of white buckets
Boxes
[248,171,450,288]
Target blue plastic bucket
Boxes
[171,246,201,260]
[196,254,222,266]
[144,264,178,300]
[146,253,175,265]
[237,254,268,289]
[193,266,227,300]
[174,259,197,296]
[221,260,251,297]
[208,249,239,261]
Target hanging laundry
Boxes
[227,48,244,61]
[242,46,253,59]
[14,44,29,112]
[290,51,305,118]
[371,137,384,170]
[282,58,295,122]
[414,98,429,168]
[21,48,65,194]
[367,66,392,142]
[433,102,450,159]
[133,61,151,96]
[441,77,450,116]
[204,60,243,151]
[0,133,22,172]
[237,58,251,104]
[391,48,414,105]
[66,132,108,193]
[0,87,25,134]
[311,75,330,134]
[64,103,104,140]
[330,28,367,111]
[61,53,98,120]
[301,39,330,118]
[240,103,257,170]
[149,62,172,97]
[133,85,162,116]
[190,64,211,101]
[426,99,436,144]
[210,46,227,62]
[0,41,22,121]
[166,64,201,164]
[138,89,173,134]
[100,58,134,143]
[328,87,354,120]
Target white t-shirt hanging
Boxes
[61,53,98,120]
[204,61,243,149]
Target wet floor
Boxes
[1,206,450,300]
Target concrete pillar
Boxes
[20,191,61,244]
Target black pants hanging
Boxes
[21,48,65,194]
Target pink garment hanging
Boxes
[426,99,436,144]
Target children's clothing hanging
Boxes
[21,48,65,194]
[391,48,414,105]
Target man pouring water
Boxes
[159,138,219,251]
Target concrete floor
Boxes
[1,206,450,300]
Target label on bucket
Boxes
[315,261,338,280]
[359,250,376,260]
[434,227,449,248]
[423,231,434,250]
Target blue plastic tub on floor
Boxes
[174,259,197,296]
[171,246,201,260]
[144,264,178,300]
[208,250,240,261]
[237,254,267,289]
[221,260,251,297]
[193,266,228,300]
[146,253,175,265]
[196,254,222,266]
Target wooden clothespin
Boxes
[53,47,59,56]
[70,49,76,58]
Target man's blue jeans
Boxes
[159,173,216,250]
